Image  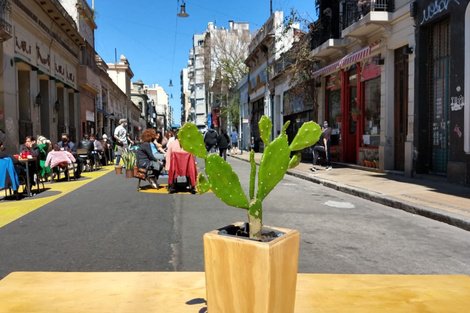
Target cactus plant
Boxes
[179,115,322,239]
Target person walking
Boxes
[310,121,332,172]
[231,128,239,154]
[114,119,133,166]
[204,124,218,154]
[217,129,230,161]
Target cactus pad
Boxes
[257,133,290,201]
[288,152,301,169]
[259,115,273,147]
[179,123,208,159]
[205,154,250,209]
[196,172,211,194]
[289,121,322,151]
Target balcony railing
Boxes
[309,14,341,51]
[341,0,395,30]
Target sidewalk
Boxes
[229,151,470,232]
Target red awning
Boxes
[313,45,371,78]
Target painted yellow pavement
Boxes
[0,166,113,228]
[0,272,469,312]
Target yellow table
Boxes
[0,272,469,312]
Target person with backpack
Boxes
[204,124,218,154]
[217,129,230,161]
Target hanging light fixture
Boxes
[169,79,173,87]
[54,100,61,112]
[35,93,42,106]
[177,1,189,17]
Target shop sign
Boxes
[86,110,95,122]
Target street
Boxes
[1,157,470,280]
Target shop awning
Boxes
[97,108,112,118]
[313,45,371,78]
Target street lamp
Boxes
[177,1,189,17]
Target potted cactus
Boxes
[179,115,321,313]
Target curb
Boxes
[231,154,470,232]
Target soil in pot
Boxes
[218,223,285,242]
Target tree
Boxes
[276,6,321,121]
[205,23,251,130]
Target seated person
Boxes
[78,134,96,170]
[137,129,163,189]
[45,144,76,180]
[18,135,40,190]
[37,135,52,179]
[152,131,166,163]
[58,133,82,178]
[90,134,103,166]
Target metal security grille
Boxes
[428,19,450,174]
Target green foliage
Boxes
[179,116,322,239]
[121,148,136,169]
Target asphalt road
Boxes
[1,157,470,279]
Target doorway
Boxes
[394,48,409,170]
[343,67,358,163]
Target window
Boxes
[362,77,381,146]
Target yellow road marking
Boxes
[0,167,113,228]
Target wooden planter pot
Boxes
[125,169,134,178]
[204,222,300,313]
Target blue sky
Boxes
[93,1,317,124]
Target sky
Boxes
[93,1,317,125]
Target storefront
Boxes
[415,0,470,184]
[316,46,382,166]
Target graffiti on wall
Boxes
[450,95,464,111]
[421,0,461,25]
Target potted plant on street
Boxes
[335,113,342,123]
[114,164,123,174]
[350,107,362,122]
[121,148,136,178]
[179,116,322,313]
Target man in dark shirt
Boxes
[310,122,332,172]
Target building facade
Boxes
[1,0,82,152]
[310,0,415,173]
[414,0,470,184]
[145,83,170,134]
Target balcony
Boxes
[341,0,395,39]
[0,0,12,42]
[78,65,100,94]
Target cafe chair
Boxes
[50,162,77,183]
[136,154,158,191]
[77,148,95,172]
[0,158,20,199]
[167,151,197,194]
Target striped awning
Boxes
[313,45,371,78]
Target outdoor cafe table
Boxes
[0,271,469,312]
[17,157,38,197]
